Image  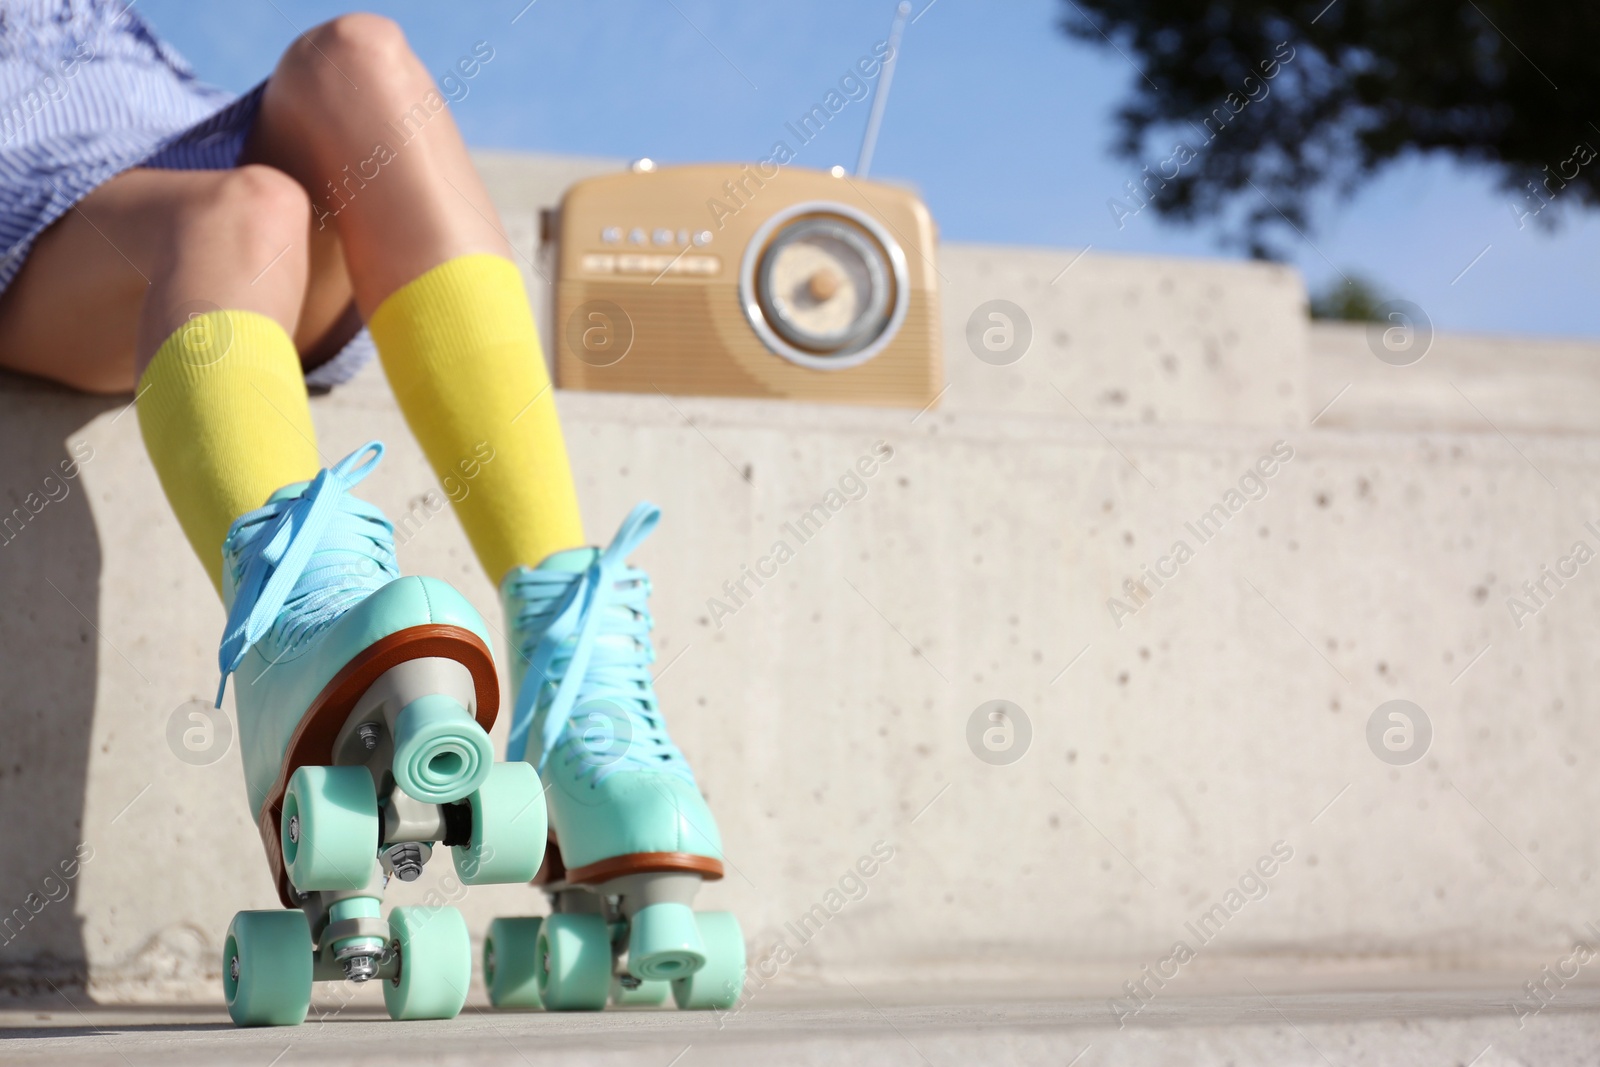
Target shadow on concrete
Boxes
[0,370,121,993]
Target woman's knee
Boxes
[277,13,430,111]
[168,165,310,267]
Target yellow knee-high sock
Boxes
[137,311,321,596]
[368,254,584,583]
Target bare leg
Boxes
[0,165,353,393]
[238,14,585,584]
[242,13,513,317]
[0,14,510,394]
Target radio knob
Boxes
[807,268,841,302]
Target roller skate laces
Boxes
[215,442,398,706]
[503,502,694,787]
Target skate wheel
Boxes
[484,917,543,1009]
[281,765,378,892]
[392,695,493,804]
[536,913,611,1010]
[223,910,313,1027]
[672,912,745,1011]
[628,901,706,982]
[611,975,671,1007]
[452,762,547,885]
[383,905,471,1021]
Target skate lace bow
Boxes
[214,442,397,706]
[505,502,694,786]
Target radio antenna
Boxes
[855,1,912,179]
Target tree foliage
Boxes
[1060,1,1599,257]
[1309,274,1384,320]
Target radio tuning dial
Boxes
[748,211,900,365]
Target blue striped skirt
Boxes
[0,0,372,387]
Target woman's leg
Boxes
[245,13,586,584]
[0,12,584,587]
[240,14,508,316]
[0,167,353,392]
[0,166,325,590]
[243,21,731,986]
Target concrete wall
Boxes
[1311,320,1600,436]
[2,153,1599,1005]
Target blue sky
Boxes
[139,0,1600,338]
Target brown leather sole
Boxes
[567,851,724,883]
[534,835,724,887]
[254,624,498,907]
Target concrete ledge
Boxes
[1312,321,1600,434]
[6,361,1600,1001]
[937,243,1307,428]
[3,153,1600,1007]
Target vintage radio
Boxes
[546,161,942,409]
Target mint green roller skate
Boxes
[482,504,745,1013]
[215,443,547,1027]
